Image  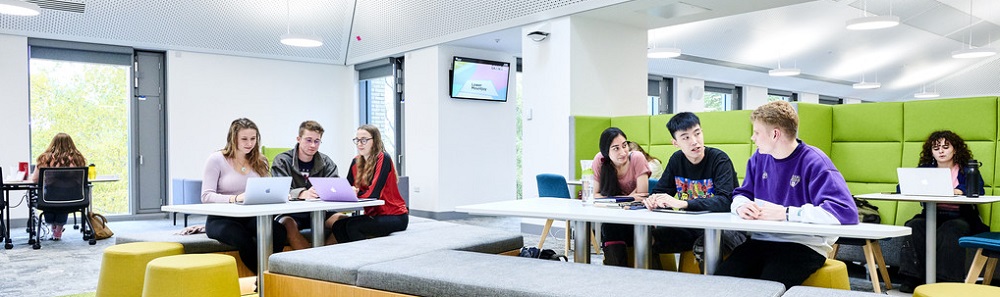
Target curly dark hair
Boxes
[919,130,973,167]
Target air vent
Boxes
[28,0,85,14]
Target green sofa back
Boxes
[570,96,1000,230]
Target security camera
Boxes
[526,31,549,42]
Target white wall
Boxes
[569,16,647,116]
[166,51,357,195]
[673,77,706,112]
[403,45,517,214]
[742,85,769,110]
[0,34,31,220]
[798,92,819,104]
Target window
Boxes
[358,58,403,172]
[819,95,842,105]
[515,70,523,199]
[647,77,672,114]
[767,89,797,102]
[703,82,741,112]
[29,47,132,214]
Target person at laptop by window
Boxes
[201,118,288,272]
[897,130,988,293]
[718,101,858,289]
[30,133,87,240]
[641,112,744,267]
[324,125,408,245]
[271,120,340,250]
[591,127,651,267]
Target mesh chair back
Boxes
[37,167,89,209]
[536,174,571,198]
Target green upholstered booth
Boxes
[569,96,1000,230]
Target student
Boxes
[591,127,651,266]
[30,133,87,240]
[325,125,408,244]
[897,130,987,293]
[202,118,288,272]
[717,101,858,289]
[642,112,743,261]
[627,141,663,179]
[271,120,339,250]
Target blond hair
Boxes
[221,118,269,177]
[750,101,798,139]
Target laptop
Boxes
[897,168,957,197]
[309,177,375,202]
[240,177,292,205]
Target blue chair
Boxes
[171,179,202,227]
[535,174,599,253]
[960,232,1000,285]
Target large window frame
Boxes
[357,58,405,174]
[703,81,742,112]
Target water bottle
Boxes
[88,163,97,180]
[581,174,594,206]
[965,159,982,198]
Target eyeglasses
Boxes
[302,138,322,145]
[352,138,373,145]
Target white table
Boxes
[856,193,1000,284]
[162,200,383,296]
[457,198,910,274]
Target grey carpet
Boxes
[0,215,910,297]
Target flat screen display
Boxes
[450,56,510,102]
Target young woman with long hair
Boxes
[31,133,87,240]
[591,127,650,266]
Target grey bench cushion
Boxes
[358,250,786,297]
[782,286,882,297]
[269,223,523,285]
[114,231,236,254]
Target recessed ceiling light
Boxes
[768,68,801,77]
[647,47,681,59]
[846,15,900,30]
[951,47,997,59]
[852,81,881,89]
[280,33,323,47]
[0,0,40,16]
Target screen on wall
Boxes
[450,56,510,102]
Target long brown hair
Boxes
[221,118,269,176]
[36,133,87,168]
[919,130,972,168]
[355,125,386,188]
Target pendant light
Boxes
[647,32,681,58]
[768,54,800,77]
[852,72,880,89]
[280,0,323,47]
[0,0,40,16]
[914,85,940,98]
[846,0,899,30]
[952,0,997,58]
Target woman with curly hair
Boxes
[30,133,87,240]
[897,130,988,292]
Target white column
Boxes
[673,77,705,112]
[742,85,769,110]
[0,34,31,220]
[798,92,819,104]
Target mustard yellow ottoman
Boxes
[801,259,850,290]
[142,254,240,297]
[914,282,1000,297]
[96,242,184,297]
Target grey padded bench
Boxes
[782,286,883,297]
[115,230,236,254]
[358,250,787,297]
[269,220,524,285]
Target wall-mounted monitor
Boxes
[450,56,510,102]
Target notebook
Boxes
[240,177,292,205]
[897,168,957,197]
[309,177,375,202]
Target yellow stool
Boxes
[914,282,1000,297]
[96,242,184,297]
[801,259,850,290]
[142,254,241,297]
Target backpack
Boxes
[518,247,568,261]
[854,197,881,224]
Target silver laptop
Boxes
[240,177,292,205]
[897,168,957,197]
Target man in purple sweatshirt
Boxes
[715,100,859,289]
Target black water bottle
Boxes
[965,159,982,198]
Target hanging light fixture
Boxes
[852,72,881,89]
[846,0,899,30]
[0,0,40,16]
[952,0,997,59]
[280,0,323,47]
[914,85,940,98]
[647,47,681,58]
[768,54,800,77]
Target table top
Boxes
[856,193,1000,204]
[456,198,910,239]
[162,199,384,217]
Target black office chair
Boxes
[33,167,95,249]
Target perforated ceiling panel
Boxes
[346,0,625,64]
[0,0,354,64]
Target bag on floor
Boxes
[519,247,567,261]
[88,212,114,240]
[855,197,881,224]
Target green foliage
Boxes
[515,73,523,199]
[704,92,726,111]
[30,59,130,214]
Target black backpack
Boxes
[519,247,568,261]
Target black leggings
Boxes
[899,215,972,283]
[331,214,408,243]
[206,216,288,272]
[716,239,827,289]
